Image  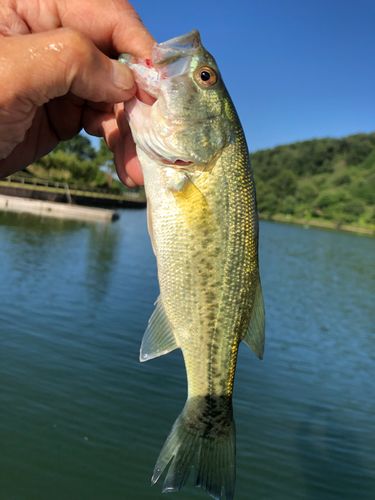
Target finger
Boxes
[114,102,144,186]
[19,0,155,58]
[43,94,84,141]
[0,107,55,177]
[115,102,131,138]
[2,28,137,109]
[115,144,140,189]
[101,115,144,187]
[82,102,122,140]
[136,88,157,106]
[62,0,156,58]
[121,131,144,187]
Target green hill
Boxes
[251,132,375,230]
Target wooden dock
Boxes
[0,194,119,222]
[0,175,146,209]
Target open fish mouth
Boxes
[152,29,201,75]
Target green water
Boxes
[0,210,374,500]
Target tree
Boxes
[54,134,96,161]
[271,169,297,198]
[94,139,116,187]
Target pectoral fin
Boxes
[172,176,212,228]
[140,297,178,362]
[242,281,265,360]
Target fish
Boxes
[119,30,265,500]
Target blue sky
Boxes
[91,0,375,153]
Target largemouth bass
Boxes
[119,30,265,500]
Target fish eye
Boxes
[195,67,217,87]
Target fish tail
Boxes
[151,397,236,500]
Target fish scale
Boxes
[120,29,265,500]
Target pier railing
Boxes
[0,175,146,202]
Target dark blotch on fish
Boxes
[186,395,233,438]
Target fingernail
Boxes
[111,60,134,90]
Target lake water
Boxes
[0,209,374,500]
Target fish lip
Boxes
[118,30,202,97]
[157,29,201,50]
[160,159,196,169]
[152,29,201,66]
[151,30,201,81]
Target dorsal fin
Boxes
[242,282,265,360]
[140,297,178,362]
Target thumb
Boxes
[2,28,136,108]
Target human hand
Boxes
[0,0,154,187]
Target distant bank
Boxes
[259,213,374,235]
[251,132,375,231]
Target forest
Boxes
[251,132,375,228]
[27,131,375,229]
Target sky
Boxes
[92,0,375,153]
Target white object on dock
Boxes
[0,195,119,222]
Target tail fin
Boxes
[151,397,236,500]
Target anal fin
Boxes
[140,297,178,362]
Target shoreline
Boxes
[259,213,374,236]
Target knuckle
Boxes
[58,27,92,63]
[54,28,96,86]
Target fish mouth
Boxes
[119,30,201,97]
[154,29,201,55]
[152,30,201,72]
[160,158,196,169]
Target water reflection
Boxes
[85,223,121,301]
[0,210,121,305]
[0,211,87,273]
[0,210,87,234]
